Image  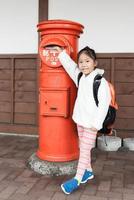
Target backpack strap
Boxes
[93,74,102,106]
[77,72,83,86]
[77,72,102,107]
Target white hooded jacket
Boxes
[58,51,111,130]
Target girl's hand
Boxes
[50,46,64,53]
[90,127,98,132]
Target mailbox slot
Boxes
[39,35,71,67]
[40,87,70,118]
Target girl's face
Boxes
[78,53,97,75]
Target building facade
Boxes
[0,0,133,137]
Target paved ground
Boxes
[0,134,134,200]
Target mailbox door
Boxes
[40,87,70,118]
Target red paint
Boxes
[37,20,84,161]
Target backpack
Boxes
[77,72,118,135]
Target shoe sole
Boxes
[81,174,94,184]
[61,184,70,195]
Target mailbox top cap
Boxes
[37,19,84,36]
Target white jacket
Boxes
[58,51,111,130]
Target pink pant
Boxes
[75,124,97,181]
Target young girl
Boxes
[55,46,111,194]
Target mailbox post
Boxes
[37,20,84,162]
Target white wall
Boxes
[49,0,134,53]
[0,0,133,54]
[0,0,38,54]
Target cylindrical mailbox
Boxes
[37,20,84,161]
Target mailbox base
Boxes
[27,153,78,176]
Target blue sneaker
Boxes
[81,170,94,184]
[61,178,79,194]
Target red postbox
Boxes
[37,20,84,162]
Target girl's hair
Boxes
[77,46,97,62]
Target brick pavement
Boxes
[0,134,134,200]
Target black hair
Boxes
[77,46,97,62]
